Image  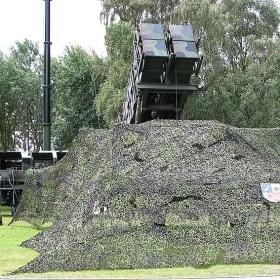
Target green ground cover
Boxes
[0,206,40,275]
[1,205,280,278]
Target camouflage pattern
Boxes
[169,24,196,42]
[139,23,165,40]
[142,39,168,57]
[120,23,202,124]
[173,41,199,59]
[15,121,280,273]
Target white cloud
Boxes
[0,0,106,57]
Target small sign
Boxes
[261,183,280,203]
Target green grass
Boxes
[12,265,280,279]
[0,206,41,275]
[1,205,280,278]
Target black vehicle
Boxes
[0,151,67,215]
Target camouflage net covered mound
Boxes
[15,120,280,273]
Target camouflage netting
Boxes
[14,120,280,273]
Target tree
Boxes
[0,55,18,150]
[9,40,43,151]
[0,41,108,151]
[186,37,280,127]
[0,40,42,151]
[98,0,280,128]
[52,47,106,149]
[184,0,280,128]
[94,22,134,126]
[100,0,180,25]
[219,0,280,71]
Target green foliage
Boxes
[99,0,280,129]
[52,47,107,149]
[105,22,134,62]
[0,40,42,151]
[10,39,41,71]
[95,22,134,126]
[100,0,180,24]
[219,0,280,70]
[0,42,107,151]
[174,0,280,128]
[187,37,280,128]
[1,0,279,150]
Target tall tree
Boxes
[0,40,42,151]
[219,0,280,70]
[184,0,280,128]
[9,40,43,151]
[0,56,17,150]
[52,47,106,149]
[100,0,180,24]
[94,22,134,126]
[98,0,280,128]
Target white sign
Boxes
[261,183,280,203]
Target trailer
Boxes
[0,151,68,215]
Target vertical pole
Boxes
[43,0,52,151]
[0,208,2,226]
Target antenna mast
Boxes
[43,0,52,150]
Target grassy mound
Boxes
[14,120,280,273]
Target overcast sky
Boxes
[0,0,280,58]
[0,0,106,57]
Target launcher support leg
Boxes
[135,96,143,124]
[181,95,189,120]
[0,202,2,226]
[181,109,187,120]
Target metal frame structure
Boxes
[120,23,203,124]
[0,151,67,215]
[43,0,52,151]
[0,152,24,215]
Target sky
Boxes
[0,0,280,58]
[0,0,106,57]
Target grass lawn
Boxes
[0,206,40,276]
[1,205,280,279]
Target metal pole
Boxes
[43,0,52,151]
